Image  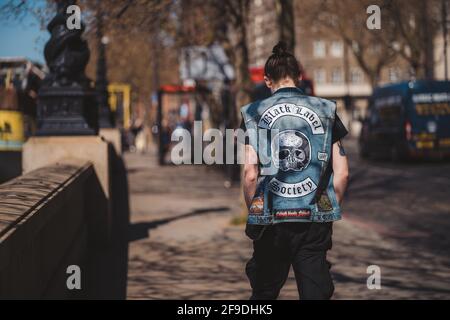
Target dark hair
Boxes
[264,41,301,84]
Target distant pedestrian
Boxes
[241,41,349,300]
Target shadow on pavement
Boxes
[332,270,450,296]
[128,206,229,242]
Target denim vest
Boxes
[241,87,342,224]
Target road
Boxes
[125,140,450,299]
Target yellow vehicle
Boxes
[0,58,44,150]
[108,83,136,151]
[108,83,131,129]
[0,108,25,151]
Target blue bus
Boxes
[359,80,450,160]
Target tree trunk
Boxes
[234,22,253,126]
[420,0,435,79]
[275,0,296,53]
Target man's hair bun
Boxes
[265,40,301,84]
[272,41,288,55]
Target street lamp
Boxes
[95,4,115,128]
[36,0,98,135]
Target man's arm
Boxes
[243,145,259,208]
[332,140,349,204]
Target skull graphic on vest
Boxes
[272,130,311,171]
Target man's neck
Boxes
[271,79,297,93]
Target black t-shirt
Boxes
[240,112,348,145]
[331,114,348,143]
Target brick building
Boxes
[246,0,448,135]
[246,0,415,98]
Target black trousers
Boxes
[245,222,334,300]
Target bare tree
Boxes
[0,0,179,100]
[301,0,442,84]
[382,0,441,79]
[99,0,254,128]
[301,0,397,87]
[212,0,253,127]
[275,0,296,53]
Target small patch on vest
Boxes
[249,192,264,214]
[274,209,311,219]
[318,152,328,161]
[317,192,333,212]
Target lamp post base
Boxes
[36,86,98,136]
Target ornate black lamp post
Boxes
[36,0,98,135]
[95,5,115,128]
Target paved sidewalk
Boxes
[125,148,450,300]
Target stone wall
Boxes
[0,161,94,298]
[0,133,129,299]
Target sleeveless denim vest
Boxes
[241,87,342,224]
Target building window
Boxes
[392,41,401,51]
[313,40,326,58]
[351,41,360,53]
[255,47,261,59]
[331,68,343,83]
[330,41,343,57]
[388,67,400,82]
[257,58,266,66]
[255,36,264,46]
[350,68,364,83]
[369,43,381,54]
[314,68,326,84]
[254,16,263,33]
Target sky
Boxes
[0,0,49,64]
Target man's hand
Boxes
[332,140,349,204]
[243,145,259,209]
